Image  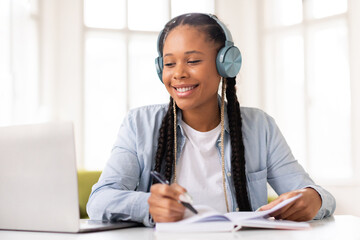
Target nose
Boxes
[173,63,189,80]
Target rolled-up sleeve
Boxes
[302,184,336,220]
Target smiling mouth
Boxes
[175,85,198,93]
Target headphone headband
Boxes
[207,14,233,42]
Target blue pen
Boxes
[150,171,198,214]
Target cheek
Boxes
[164,84,172,94]
[162,71,173,94]
[162,68,172,83]
[198,65,221,86]
[210,62,221,78]
[199,60,220,78]
[205,74,221,93]
[162,74,172,90]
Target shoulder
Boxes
[240,107,278,134]
[124,103,169,131]
[240,107,274,124]
[116,103,169,147]
[127,103,169,119]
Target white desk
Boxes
[1,215,359,240]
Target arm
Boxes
[263,114,336,220]
[86,147,154,226]
[86,112,153,226]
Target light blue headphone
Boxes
[155,13,242,83]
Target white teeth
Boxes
[177,86,195,93]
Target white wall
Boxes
[326,186,360,216]
[40,0,84,167]
[337,0,360,217]
[216,0,262,109]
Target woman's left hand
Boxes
[258,188,322,221]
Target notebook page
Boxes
[240,218,310,230]
[177,205,230,224]
[224,194,303,221]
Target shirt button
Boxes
[227,172,231,177]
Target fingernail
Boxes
[179,193,193,204]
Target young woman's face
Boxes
[162,25,221,112]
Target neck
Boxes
[181,100,220,132]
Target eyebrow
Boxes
[163,50,205,58]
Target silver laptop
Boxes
[0,122,139,233]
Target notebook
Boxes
[156,194,310,232]
[0,122,140,233]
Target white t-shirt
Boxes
[176,121,230,214]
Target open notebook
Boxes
[156,194,310,232]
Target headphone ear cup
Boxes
[216,46,242,78]
[155,56,164,83]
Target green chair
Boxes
[77,170,102,219]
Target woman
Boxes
[87,13,336,226]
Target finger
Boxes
[269,201,297,218]
[275,195,311,220]
[281,209,308,221]
[150,183,185,201]
[148,197,185,222]
[271,201,304,220]
[170,183,188,200]
[148,183,188,223]
[170,183,187,193]
[152,213,184,223]
[285,204,317,222]
[148,194,185,213]
[259,191,302,211]
[150,201,185,216]
[274,190,321,221]
[258,198,282,211]
[259,194,288,211]
[272,197,313,221]
[149,198,186,222]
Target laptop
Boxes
[0,122,140,233]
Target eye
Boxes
[164,62,175,67]
[188,60,201,64]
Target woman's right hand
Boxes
[148,183,187,222]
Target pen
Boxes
[150,171,198,214]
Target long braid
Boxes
[153,97,176,183]
[153,103,170,173]
[226,77,251,211]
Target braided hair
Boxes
[153,13,251,211]
[153,97,177,181]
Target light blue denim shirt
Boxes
[87,99,336,227]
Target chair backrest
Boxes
[77,170,102,218]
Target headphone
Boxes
[155,14,242,83]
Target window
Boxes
[83,0,215,169]
[0,0,40,126]
[261,0,351,182]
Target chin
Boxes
[174,101,198,112]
